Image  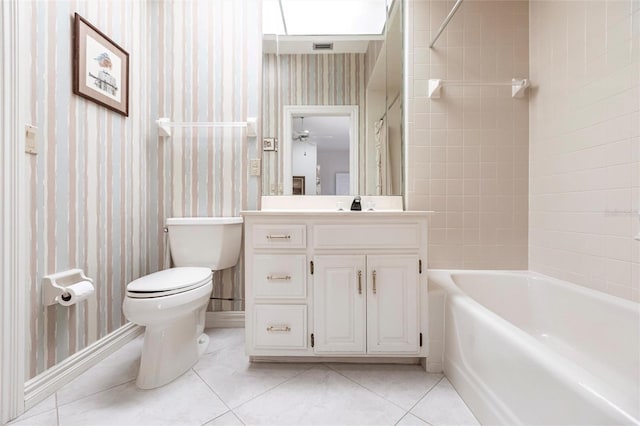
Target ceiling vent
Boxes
[313,43,334,51]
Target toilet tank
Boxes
[166,217,243,270]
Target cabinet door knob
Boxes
[372,270,377,294]
[357,270,362,294]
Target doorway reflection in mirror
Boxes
[262,0,403,197]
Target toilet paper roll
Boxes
[57,281,94,306]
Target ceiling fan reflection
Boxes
[293,116,333,144]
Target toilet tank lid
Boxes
[166,217,243,225]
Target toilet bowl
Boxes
[123,217,243,389]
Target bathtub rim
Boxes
[427,268,640,426]
[429,269,639,312]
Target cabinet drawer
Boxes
[313,224,420,249]
[253,305,307,350]
[252,224,306,249]
[253,254,306,299]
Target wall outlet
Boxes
[249,158,261,176]
[25,124,37,155]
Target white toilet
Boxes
[123,217,243,389]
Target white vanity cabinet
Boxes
[242,211,428,363]
[365,255,419,353]
[245,221,309,353]
[313,255,366,353]
[314,255,419,354]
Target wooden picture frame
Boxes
[263,137,277,151]
[292,176,305,195]
[73,13,129,116]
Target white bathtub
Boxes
[428,270,640,426]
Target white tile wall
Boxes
[407,0,530,269]
[529,0,640,302]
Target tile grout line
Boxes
[190,333,252,423]
[194,336,317,416]
[53,341,144,411]
[199,410,245,426]
[393,411,434,426]
[401,375,446,426]
[394,412,411,426]
[55,378,138,410]
[46,329,460,426]
[190,348,317,425]
[444,378,481,424]
[55,392,60,426]
[51,336,145,411]
[323,363,409,413]
[192,368,238,426]
[228,362,319,414]
[407,375,445,411]
[225,411,245,426]
[415,376,481,425]
[323,363,442,418]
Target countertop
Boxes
[240,210,434,217]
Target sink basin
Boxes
[260,196,404,212]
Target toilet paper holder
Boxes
[43,268,94,306]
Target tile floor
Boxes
[9,328,479,426]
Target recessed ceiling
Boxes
[263,0,388,36]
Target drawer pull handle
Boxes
[266,234,291,240]
[357,270,362,294]
[267,275,292,281]
[372,270,377,294]
[266,325,291,332]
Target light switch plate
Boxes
[250,158,261,176]
[25,124,37,155]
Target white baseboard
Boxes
[24,323,143,410]
[205,311,245,328]
[251,356,421,364]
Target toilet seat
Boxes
[126,267,212,299]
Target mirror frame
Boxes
[282,105,359,195]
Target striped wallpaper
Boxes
[262,53,366,195]
[26,0,261,379]
[153,0,261,312]
[26,0,152,380]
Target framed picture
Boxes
[292,176,305,195]
[263,137,277,151]
[73,13,129,116]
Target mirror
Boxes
[283,106,359,195]
[261,0,404,196]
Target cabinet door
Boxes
[366,255,419,353]
[313,255,366,353]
